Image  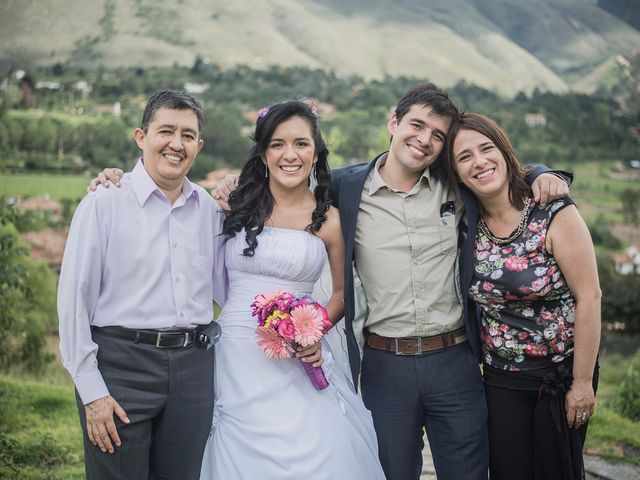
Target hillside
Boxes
[0,0,638,95]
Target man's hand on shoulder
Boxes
[532,173,569,206]
[87,168,124,192]
[84,395,130,454]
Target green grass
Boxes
[584,351,640,465]
[556,161,640,224]
[0,376,84,479]
[7,110,108,126]
[585,407,640,464]
[0,172,90,201]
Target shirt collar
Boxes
[367,153,432,196]
[131,159,200,207]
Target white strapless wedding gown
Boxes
[199,227,384,479]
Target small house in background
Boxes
[613,246,640,275]
[184,82,209,94]
[525,113,547,127]
[96,102,121,117]
[18,75,37,108]
[36,81,62,91]
[74,80,91,96]
[20,228,68,272]
[17,194,63,223]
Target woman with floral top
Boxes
[443,113,601,480]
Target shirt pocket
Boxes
[438,221,458,257]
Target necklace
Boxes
[478,198,531,245]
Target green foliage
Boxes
[585,406,640,465]
[0,198,47,232]
[599,261,640,334]
[619,188,640,227]
[3,64,639,176]
[0,111,138,173]
[0,203,57,373]
[0,433,70,475]
[582,348,640,465]
[201,104,252,169]
[611,353,640,422]
[0,376,84,479]
[589,216,623,250]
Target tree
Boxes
[619,188,640,243]
[599,260,640,334]
[0,202,56,372]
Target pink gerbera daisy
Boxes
[252,291,285,309]
[255,326,292,359]
[290,305,324,347]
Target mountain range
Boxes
[1,0,638,95]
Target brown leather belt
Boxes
[366,327,467,355]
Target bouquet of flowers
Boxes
[251,291,333,390]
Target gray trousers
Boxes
[76,329,214,480]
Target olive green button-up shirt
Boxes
[354,154,464,338]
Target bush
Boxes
[0,202,57,373]
[612,354,640,421]
[598,260,640,333]
[0,433,69,475]
[589,217,622,249]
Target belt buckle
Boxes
[394,337,422,356]
[154,332,190,348]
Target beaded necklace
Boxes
[478,198,532,246]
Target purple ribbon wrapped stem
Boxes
[299,358,329,390]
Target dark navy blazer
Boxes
[329,153,569,387]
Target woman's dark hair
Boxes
[222,100,331,256]
[444,112,531,210]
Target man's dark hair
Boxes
[140,89,204,133]
[394,83,459,123]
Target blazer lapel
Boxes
[339,158,378,256]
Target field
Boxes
[0,172,90,201]
[555,161,640,225]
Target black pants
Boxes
[484,361,598,480]
[76,330,214,480]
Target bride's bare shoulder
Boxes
[316,206,342,242]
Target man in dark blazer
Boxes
[328,83,569,480]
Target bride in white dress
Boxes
[199,100,384,479]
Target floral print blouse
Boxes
[470,198,576,371]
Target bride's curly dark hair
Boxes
[222,100,331,256]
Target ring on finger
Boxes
[579,411,589,423]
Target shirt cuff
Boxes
[551,172,572,185]
[74,370,110,405]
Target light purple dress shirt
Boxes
[58,160,227,404]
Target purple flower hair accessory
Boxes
[257,107,270,118]
[309,101,318,116]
